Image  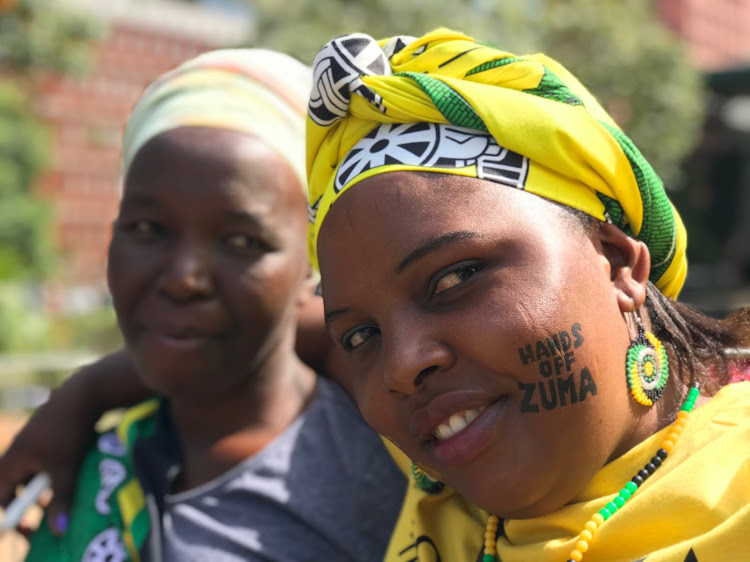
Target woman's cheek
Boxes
[358,377,395,436]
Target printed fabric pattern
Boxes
[26,400,161,562]
[305,28,687,298]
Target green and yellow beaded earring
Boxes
[625,309,669,406]
[411,462,445,494]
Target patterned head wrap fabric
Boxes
[306,29,688,298]
[123,48,312,187]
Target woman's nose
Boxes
[383,318,454,394]
[158,241,213,301]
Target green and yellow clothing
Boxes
[26,378,406,562]
[385,381,750,561]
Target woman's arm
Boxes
[0,291,342,535]
[0,350,148,534]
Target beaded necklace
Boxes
[481,383,701,562]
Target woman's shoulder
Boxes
[701,380,750,423]
[677,381,750,460]
[668,381,750,493]
[309,375,364,423]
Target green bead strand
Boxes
[564,383,700,562]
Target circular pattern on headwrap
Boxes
[309,32,392,126]
[334,122,529,193]
[305,28,688,298]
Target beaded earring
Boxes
[410,462,444,494]
[625,309,669,406]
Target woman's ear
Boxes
[597,222,650,313]
[296,265,320,308]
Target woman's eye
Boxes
[134,221,157,234]
[225,234,263,251]
[432,262,483,296]
[124,220,162,239]
[342,326,380,350]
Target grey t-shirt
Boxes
[161,377,406,562]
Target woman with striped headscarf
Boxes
[307,29,750,562]
[14,48,405,562]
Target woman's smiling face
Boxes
[108,127,310,401]
[318,171,643,518]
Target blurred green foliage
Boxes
[0,283,121,354]
[0,0,101,282]
[0,83,54,280]
[250,0,704,187]
[56,304,122,353]
[0,0,102,76]
[0,284,48,351]
[0,0,104,356]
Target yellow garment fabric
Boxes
[384,381,750,561]
[306,29,687,297]
[123,48,311,187]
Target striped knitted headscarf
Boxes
[306,29,687,298]
[122,48,311,188]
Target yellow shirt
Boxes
[384,381,750,561]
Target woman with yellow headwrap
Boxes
[16,48,405,562]
[308,29,750,562]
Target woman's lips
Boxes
[141,324,216,352]
[427,396,509,466]
[156,333,210,350]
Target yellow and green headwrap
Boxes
[306,29,687,298]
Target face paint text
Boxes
[517,323,597,413]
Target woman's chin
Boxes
[475,493,567,521]
[448,468,568,520]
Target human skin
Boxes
[0,128,342,530]
[317,171,689,519]
[108,126,316,491]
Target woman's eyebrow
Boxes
[395,230,478,274]
[324,306,351,326]
[120,193,158,208]
[227,209,264,224]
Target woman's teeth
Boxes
[434,406,486,440]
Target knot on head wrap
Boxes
[123,48,312,188]
[306,29,687,298]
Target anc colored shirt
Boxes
[26,377,406,562]
[384,381,750,562]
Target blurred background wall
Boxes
[0,0,254,409]
[35,0,252,287]
[0,0,748,440]
[656,0,750,314]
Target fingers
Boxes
[10,488,49,540]
[5,482,52,541]
[16,520,35,540]
[45,469,75,536]
[0,472,50,536]
[0,453,36,507]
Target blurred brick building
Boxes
[34,0,252,289]
[657,0,750,313]
[32,0,750,313]
[658,0,750,71]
